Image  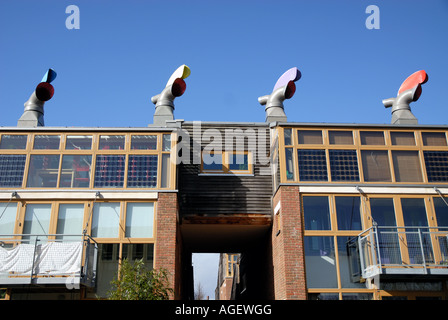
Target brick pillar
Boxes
[155,192,180,299]
[271,186,307,300]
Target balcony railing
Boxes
[347,226,448,281]
[0,234,97,287]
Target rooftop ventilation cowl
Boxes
[382,70,428,125]
[151,64,190,126]
[17,69,57,127]
[258,67,301,123]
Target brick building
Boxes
[0,67,447,300]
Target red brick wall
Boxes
[271,186,307,300]
[218,277,234,300]
[155,192,181,299]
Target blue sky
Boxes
[1,0,447,299]
[0,0,447,128]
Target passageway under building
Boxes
[180,222,274,300]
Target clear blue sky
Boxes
[0,0,447,128]
[1,0,447,299]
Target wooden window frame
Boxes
[200,150,253,175]
[303,193,448,299]
[279,127,448,185]
[0,132,176,190]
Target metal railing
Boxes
[347,226,448,281]
[0,234,97,287]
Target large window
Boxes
[0,132,174,190]
[125,203,154,238]
[303,194,448,299]
[60,155,92,188]
[26,155,60,187]
[22,204,52,240]
[361,150,391,182]
[303,196,331,230]
[280,127,448,184]
[392,151,423,182]
[91,202,121,238]
[201,151,252,174]
[0,199,156,299]
[0,135,27,150]
[335,196,362,230]
[56,203,85,240]
[304,236,337,288]
[0,203,18,236]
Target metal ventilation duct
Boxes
[17,69,57,127]
[151,64,190,126]
[258,67,301,123]
[383,70,428,125]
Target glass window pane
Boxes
[361,150,391,182]
[401,198,428,227]
[285,148,295,180]
[422,132,447,146]
[26,155,60,187]
[392,151,423,182]
[401,198,431,264]
[308,293,339,300]
[91,203,120,238]
[284,128,292,145]
[90,243,119,298]
[202,152,223,171]
[303,196,331,230]
[56,204,84,240]
[360,131,385,145]
[94,155,125,188]
[131,135,157,150]
[370,198,397,226]
[65,135,92,150]
[369,198,401,264]
[335,197,362,230]
[329,131,353,145]
[22,204,52,239]
[297,149,328,181]
[424,151,448,182]
[161,153,170,188]
[125,203,154,238]
[390,132,415,146]
[433,198,448,227]
[304,236,337,288]
[228,153,248,171]
[162,134,171,151]
[329,150,359,181]
[0,154,26,187]
[298,130,323,144]
[0,135,27,149]
[0,203,18,237]
[337,236,365,289]
[33,135,60,150]
[122,243,154,269]
[60,155,92,188]
[342,293,372,300]
[99,135,125,150]
[127,155,158,188]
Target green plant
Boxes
[107,259,173,300]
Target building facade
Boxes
[0,67,447,300]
